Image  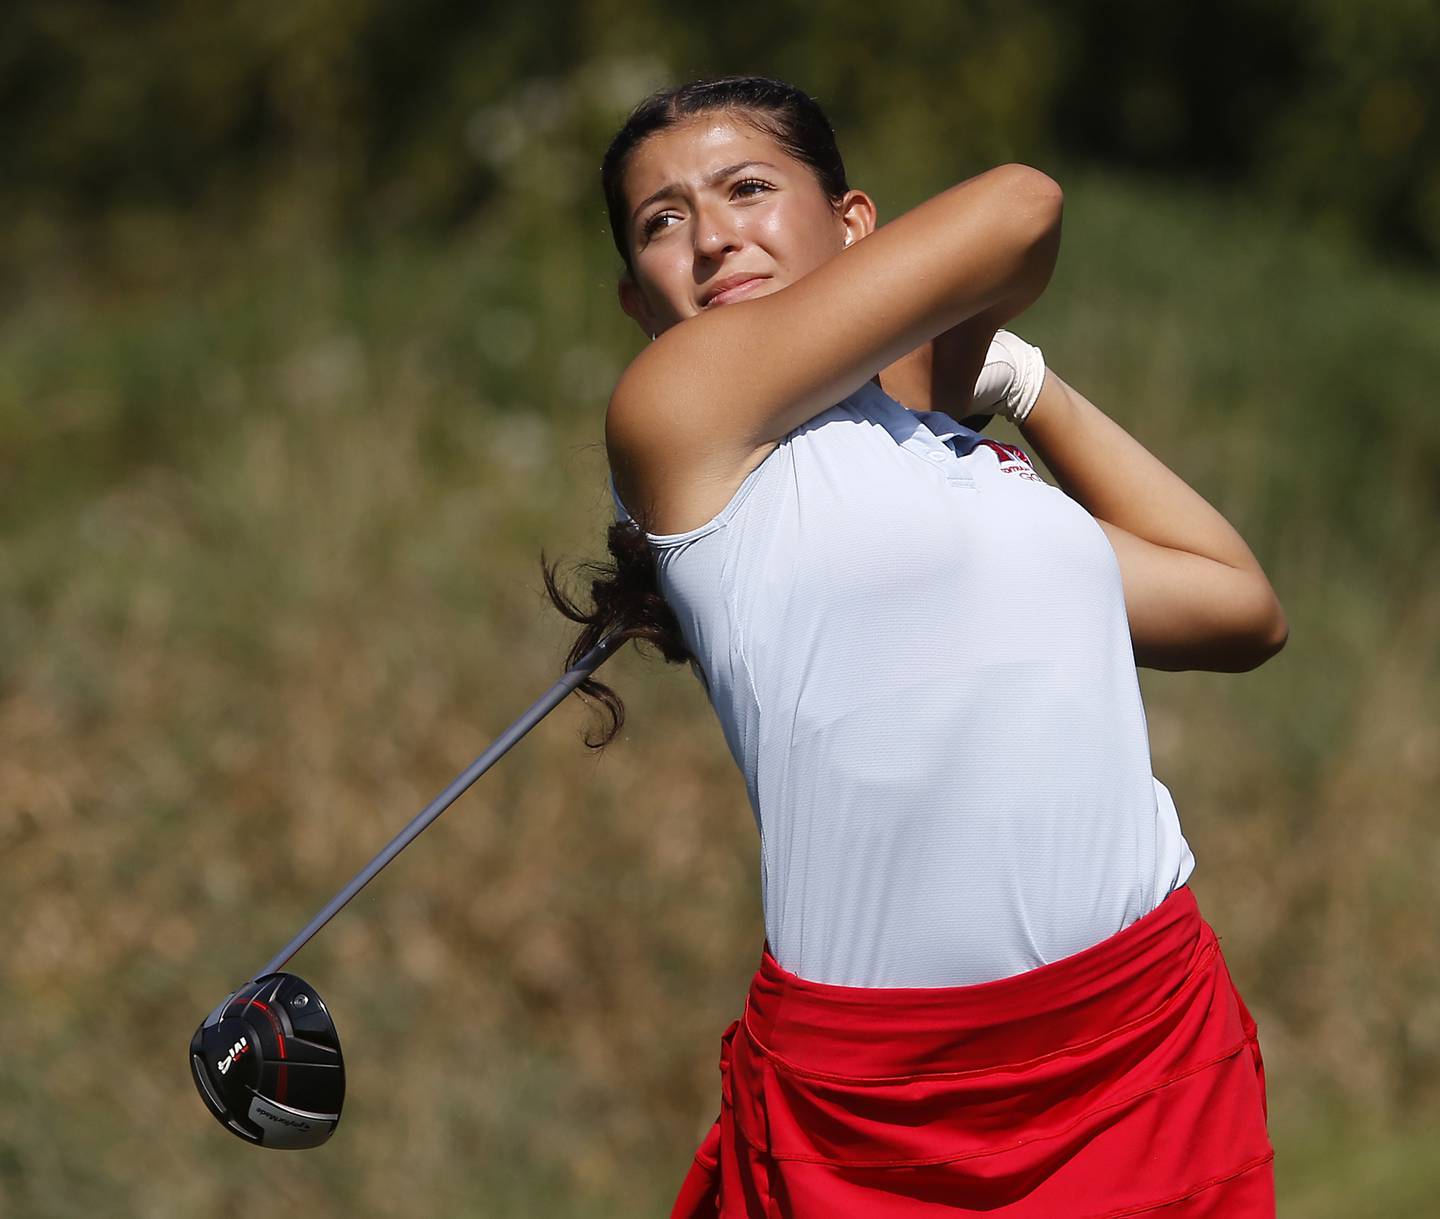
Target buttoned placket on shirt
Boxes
[858,381,982,490]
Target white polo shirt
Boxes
[611,379,1194,987]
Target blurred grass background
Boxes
[2,2,1438,1216]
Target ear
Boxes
[618,273,658,338]
[836,189,878,250]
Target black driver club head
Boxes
[190,973,344,1149]
[187,634,623,1151]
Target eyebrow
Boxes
[630,160,779,227]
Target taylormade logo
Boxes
[216,1036,250,1075]
[256,1106,311,1130]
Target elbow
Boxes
[1133,570,1288,673]
[996,164,1064,305]
[998,163,1063,217]
[1260,599,1290,662]
[1232,593,1289,672]
[1002,164,1063,241]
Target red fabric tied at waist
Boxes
[672,885,1274,1218]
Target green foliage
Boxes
[2,0,1437,277]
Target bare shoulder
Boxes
[607,326,778,535]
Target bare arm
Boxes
[608,165,1062,530]
[876,267,1052,417]
[875,317,994,419]
[1018,372,1288,671]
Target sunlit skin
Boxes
[617,115,877,338]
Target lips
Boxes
[701,274,769,308]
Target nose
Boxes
[692,201,742,260]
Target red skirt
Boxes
[671,886,1273,1218]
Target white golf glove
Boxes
[970,329,1045,425]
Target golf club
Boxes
[190,631,623,1148]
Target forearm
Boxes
[878,172,1060,418]
[1018,371,1288,670]
[1020,371,1256,569]
[877,325,994,417]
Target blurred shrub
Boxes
[1,0,1437,282]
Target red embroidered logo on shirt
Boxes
[979,440,1045,482]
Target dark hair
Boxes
[543,76,848,748]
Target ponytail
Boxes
[540,517,694,748]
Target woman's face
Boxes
[617,113,874,337]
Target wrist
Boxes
[974,330,1045,425]
[1016,370,1073,448]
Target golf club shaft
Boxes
[255,633,623,980]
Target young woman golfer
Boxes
[548,75,1285,1218]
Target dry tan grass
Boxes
[1,177,1436,1215]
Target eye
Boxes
[733,177,773,197]
[641,211,677,240]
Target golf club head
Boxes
[190,972,344,1149]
